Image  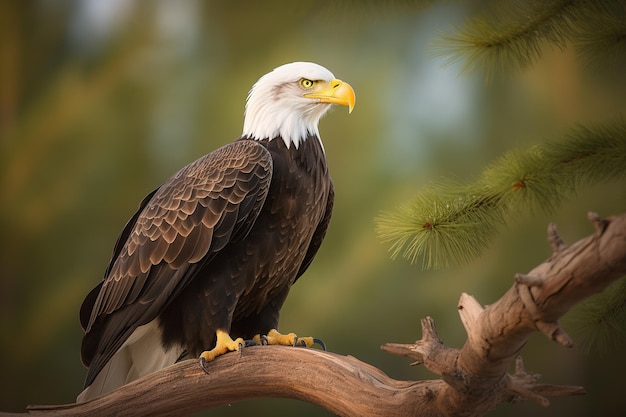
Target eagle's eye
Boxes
[300,78,315,89]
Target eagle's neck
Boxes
[240,132,328,170]
[243,132,326,154]
[241,89,332,151]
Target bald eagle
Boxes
[77,62,355,402]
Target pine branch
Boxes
[376,119,626,268]
[575,1,626,72]
[567,277,626,353]
[432,0,622,78]
[376,185,504,269]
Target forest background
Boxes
[1,1,624,416]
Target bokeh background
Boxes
[1,1,625,416]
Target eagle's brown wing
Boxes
[79,140,272,385]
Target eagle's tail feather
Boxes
[77,320,182,402]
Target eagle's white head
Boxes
[242,62,355,149]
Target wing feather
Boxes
[163,233,186,263]
[148,236,169,264]
[81,140,272,376]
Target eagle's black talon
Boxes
[261,335,269,346]
[313,338,327,351]
[244,339,259,347]
[199,356,210,375]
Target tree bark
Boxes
[3,212,625,417]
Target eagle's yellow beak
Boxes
[304,79,355,114]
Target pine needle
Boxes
[568,278,626,354]
[432,0,580,79]
[542,119,626,186]
[376,118,626,269]
[575,1,626,73]
[479,145,568,215]
[376,184,504,269]
[431,0,626,79]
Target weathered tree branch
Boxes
[382,211,624,415]
[8,347,435,417]
[3,212,625,417]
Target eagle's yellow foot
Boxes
[199,329,244,374]
[253,329,327,350]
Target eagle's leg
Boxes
[253,329,326,350]
[199,329,244,373]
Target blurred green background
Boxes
[1,1,625,416]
